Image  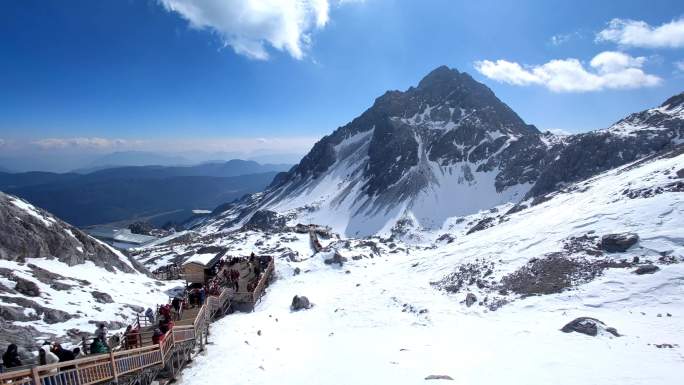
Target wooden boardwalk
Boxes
[0,257,275,385]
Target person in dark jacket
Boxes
[52,344,75,363]
[2,344,21,368]
[171,297,182,320]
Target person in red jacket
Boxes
[152,328,164,345]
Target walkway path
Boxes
[0,257,275,385]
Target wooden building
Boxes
[182,250,225,284]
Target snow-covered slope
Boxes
[158,145,684,385]
[0,192,180,358]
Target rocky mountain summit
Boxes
[213,67,683,236]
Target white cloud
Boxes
[0,138,5,147]
[596,18,684,48]
[474,51,661,93]
[31,137,136,150]
[158,0,352,60]
[675,60,684,72]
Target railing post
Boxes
[109,352,119,383]
[31,366,40,385]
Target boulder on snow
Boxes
[465,293,477,307]
[324,252,348,266]
[600,233,639,252]
[561,317,619,337]
[676,168,684,178]
[291,295,311,311]
[634,264,660,275]
[43,308,73,324]
[13,277,40,297]
[243,210,287,232]
[425,375,454,380]
[91,290,114,304]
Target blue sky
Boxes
[1,0,683,170]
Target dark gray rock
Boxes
[243,210,287,232]
[561,317,619,337]
[293,267,301,276]
[465,293,477,307]
[50,282,73,291]
[123,303,145,313]
[14,277,40,297]
[601,233,639,253]
[91,290,114,304]
[291,295,311,311]
[425,375,454,380]
[0,305,39,322]
[677,168,684,178]
[634,264,660,275]
[42,308,72,324]
[87,320,126,330]
[324,252,348,266]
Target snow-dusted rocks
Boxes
[561,317,620,337]
[634,264,660,275]
[291,295,312,311]
[600,233,639,252]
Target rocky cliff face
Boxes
[0,191,144,274]
[215,67,682,236]
[528,92,684,197]
[0,192,168,358]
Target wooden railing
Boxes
[252,258,274,306]
[0,287,233,385]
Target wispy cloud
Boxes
[549,31,581,46]
[17,136,318,155]
[31,137,138,150]
[675,60,684,72]
[596,18,684,48]
[158,0,359,60]
[474,51,661,93]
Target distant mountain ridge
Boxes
[0,160,290,226]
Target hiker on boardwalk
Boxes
[231,270,240,291]
[94,323,108,343]
[52,344,75,363]
[159,304,172,320]
[159,315,174,334]
[199,287,206,305]
[39,345,59,366]
[89,339,109,354]
[2,344,21,369]
[152,328,164,345]
[145,307,155,324]
[125,325,140,349]
[171,297,182,320]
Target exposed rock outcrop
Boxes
[291,295,312,311]
[561,317,620,337]
[0,192,144,274]
[600,233,639,253]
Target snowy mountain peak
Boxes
[213,73,682,237]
